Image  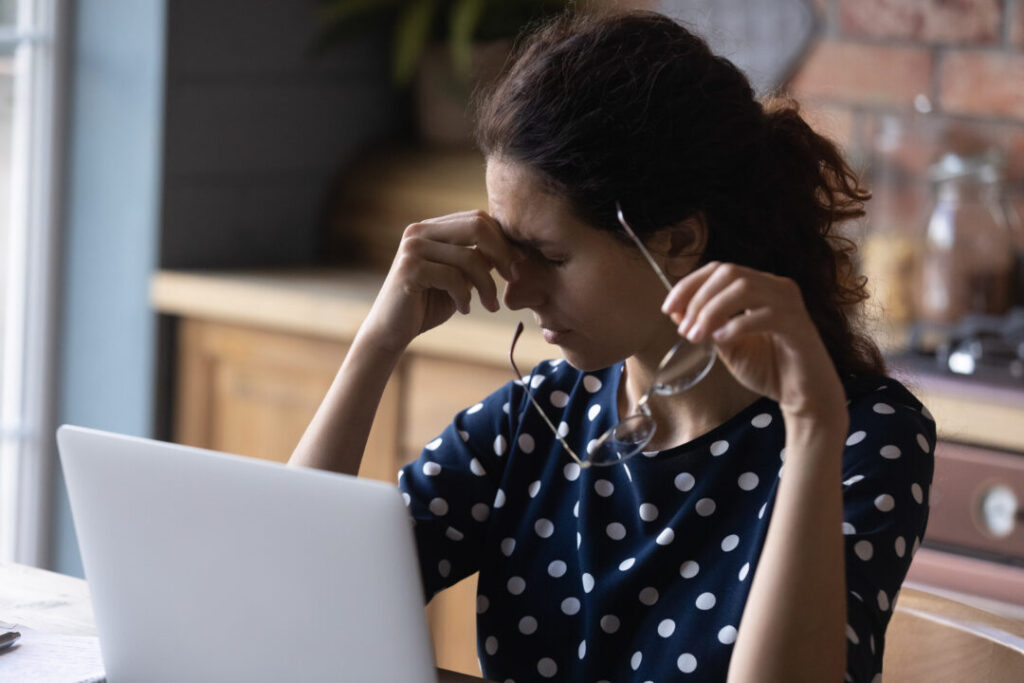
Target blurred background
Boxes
[1,1,1022,676]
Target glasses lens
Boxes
[652,340,716,396]
[588,414,656,466]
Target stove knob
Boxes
[978,484,1018,538]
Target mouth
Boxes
[541,327,571,344]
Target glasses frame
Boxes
[507,202,716,468]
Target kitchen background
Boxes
[0,1,1021,674]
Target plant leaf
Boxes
[393,0,438,86]
[449,0,486,81]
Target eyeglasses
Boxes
[508,202,716,468]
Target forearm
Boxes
[728,414,848,683]
[288,329,403,475]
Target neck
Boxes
[621,352,761,451]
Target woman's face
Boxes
[486,158,681,371]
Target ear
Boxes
[650,213,707,279]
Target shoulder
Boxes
[843,375,935,438]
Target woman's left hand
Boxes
[662,261,847,427]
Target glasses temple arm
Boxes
[616,202,674,293]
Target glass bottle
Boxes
[917,152,1016,325]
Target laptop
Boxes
[57,425,438,683]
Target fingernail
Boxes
[677,315,691,336]
[686,321,702,342]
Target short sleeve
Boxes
[397,377,528,601]
[839,380,935,682]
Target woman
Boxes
[290,10,933,682]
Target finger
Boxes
[405,237,501,312]
[676,264,756,342]
[709,307,775,345]
[405,211,521,282]
[401,258,473,315]
[661,260,720,318]
[685,275,766,343]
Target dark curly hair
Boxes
[475,9,885,378]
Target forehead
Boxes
[485,158,586,245]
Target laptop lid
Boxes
[57,425,437,683]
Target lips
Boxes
[542,327,570,344]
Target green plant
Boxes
[317,0,575,86]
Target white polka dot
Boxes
[485,636,498,655]
[595,479,615,497]
[751,413,773,428]
[528,480,541,498]
[846,430,866,446]
[843,474,865,486]
[631,651,643,670]
[438,559,451,577]
[429,498,449,516]
[911,483,924,504]
[842,522,856,535]
[445,527,464,541]
[854,540,873,561]
[874,494,895,512]
[537,657,557,678]
[758,502,767,519]
[674,472,695,492]
[550,390,569,408]
[880,444,901,459]
[582,573,595,593]
[584,375,603,392]
[846,623,859,644]
[680,561,700,579]
[402,492,411,506]
[578,640,586,659]
[535,518,554,538]
[586,439,601,455]
[721,534,740,552]
[548,560,567,578]
[718,625,737,644]
[493,489,506,508]
[588,404,601,421]
[563,462,581,481]
[873,402,895,415]
[425,437,442,450]
[471,503,490,521]
[895,536,906,558]
[600,615,620,633]
[469,458,485,476]
[619,557,636,571]
[639,587,659,606]
[519,616,538,635]
[707,439,729,457]
[423,461,441,476]
[677,653,697,673]
[519,433,536,453]
[658,619,676,637]
[573,500,580,517]
[561,597,581,615]
[477,595,489,614]
[530,374,546,389]
[606,522,626,540]
[557,421,570,437]
[877,589,890,611]
[502,402,510,415]
[493,435,507,456]
[507,576,526,595]
[696,592,716,610]
[737,472,759,491]
[576,532,581,549]
[695,498,716,516]
[916,434,930,452]
[501,538,516,556]
[656,528,675,545]
[738,562,750,581]
[639,503,659,521]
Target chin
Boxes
[559,348,623,373]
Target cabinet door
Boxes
[173,318,401,481]
[405,355,513,677]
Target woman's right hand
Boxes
[359,210,521,355]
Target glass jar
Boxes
[917,152,1016,325]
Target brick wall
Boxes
[789,0,1024,208]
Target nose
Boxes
[502,261,545,311]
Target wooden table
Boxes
[0,562,487,682]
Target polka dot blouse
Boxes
[398,359,935,682]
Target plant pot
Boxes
[414,40,511,148]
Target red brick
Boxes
[789,41,933,108]
[799,101,858,151]
[840,0,1001,44]
[939,51,1024,121]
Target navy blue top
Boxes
[398,359,934,682]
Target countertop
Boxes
[151,268,1024,452]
